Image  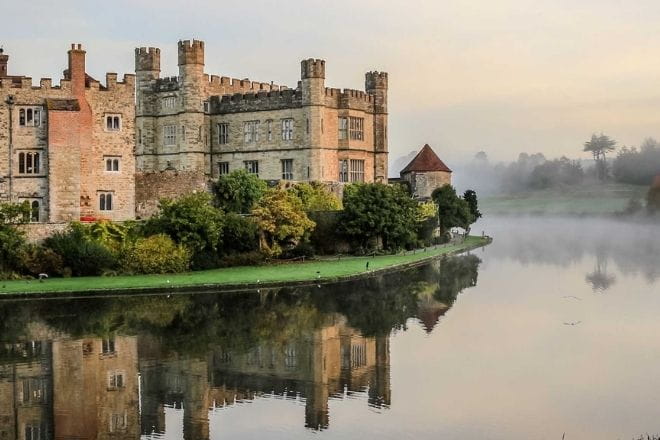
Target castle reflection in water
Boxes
[0,254,481,439]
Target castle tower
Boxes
[301,59,326,180]
[177,39,207,172]
[366,71,388,182]
[0,47,8,77]
[135,47,161,83]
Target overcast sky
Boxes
[4,0,660,164]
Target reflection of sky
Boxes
[172,217,660,439]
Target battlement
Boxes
[155,76,179,91]
[0,73,135,92]
[365,71,388,90]
[178,39,204,66]
[210,88,302,114]
[301,58,325,79]
[135,47,161,72]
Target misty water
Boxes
[1,216,660,439]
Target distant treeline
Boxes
[453,137,660,195]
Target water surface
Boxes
[1,216,659,439]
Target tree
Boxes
[214,169,267,214]
[0,202,30,274]
[648,177,660,215]
[584,133,617,181]
[432,185,475,236]
[339,183,418,251]
[252,188,316,257]
[463,190,482,222]
[287,182,342,211]
[146,192,224,256]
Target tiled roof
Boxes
[401,144,452,174]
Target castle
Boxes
[0,40,388,222]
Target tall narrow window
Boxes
[266,120,273,141]
[30,200,39,222]
[218,123,229,145]
[338,117,348,140]
[306,118,310,134]
[26,108,33,125]
[218,162,230,175]
[338,159,349,182]
[163,125,176,146]
[282,119,294,140]
[244,160,259,176]
[244,121,259,143]
[281,159,294,180]
[102,338,116,354]
[19,108,25,126]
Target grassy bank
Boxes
[0,236,490,296]
[481,183,647,216]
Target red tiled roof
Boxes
[401,144,452,174]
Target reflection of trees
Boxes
[585,249,616,292]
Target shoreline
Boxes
[0,236,492,300]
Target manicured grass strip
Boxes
[0,236,489,295]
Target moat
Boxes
[1,216,659,439]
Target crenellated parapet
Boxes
[178,39,204,66]
[365,71,388,91]
[0,73,134,92]
[301,59,325,79]
[210,88,302,114]
[135,47,161,72]
[154,76,180,92]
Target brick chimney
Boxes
[67,43,86,95]
[0,47,8,77]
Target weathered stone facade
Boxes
[400,144,452,199]
[0,45,135,222]
[135,40,388,207]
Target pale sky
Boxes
[5,0,660,164]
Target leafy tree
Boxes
[0,202,30,274]
[287,182,342,211]
[146,192,224,256]
[584,133,617,181]
[252,188,316,257]
[462,190,482,222]
[44,226,117,276]
[613,139,660,185]
[221,212,260,255]
[339,183,418,251]
[432,185,475,236]
[214,169,267,213]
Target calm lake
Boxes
[1,216,659,439]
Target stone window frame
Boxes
[338,159,349,182]
[281,118,294,141]
[217,123,229,145]
[349,117,364,141]
[20,377,48,404]
[266,119,273,142]
[163,124,177,146]
[281,159,294,180]
[338,117,349,140]
[349,159,365,182]
[162,96,177,110]
[109,411,128,433]
[218,161,230,175]
[107,370,126,391]
[244,160,259,177]
[243,120,260,143]
[203,100,210,113]
[18,106,43,127]
[18,198,41,223]
[104,114,122,132]
[24,424,43,440]
[99,192,115,212]
[104,156,121,173]
[17,151,41,175]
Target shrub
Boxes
[221,213,259,255]
[0,202,30,273]
[121,234,190,274]
[18,245,65,277]
[217,251,266,268]
[44,227,117,276]
[287,182,342,211]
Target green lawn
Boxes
[0,236,489,295]
[481,183,648,215]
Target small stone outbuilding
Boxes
[400,144,452,199]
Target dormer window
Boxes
[105,114,121,132]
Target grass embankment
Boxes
[0,236,490,296]
[481,183,648,216]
